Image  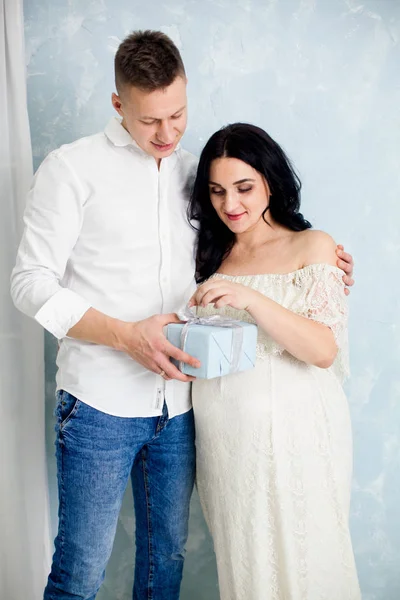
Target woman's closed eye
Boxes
[210,188,225,196]
[210,186,253,196]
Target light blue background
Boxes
[23,1,400,598]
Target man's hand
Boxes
[67,308,200,381]
[336,245,355,296]
[115,313,201,382]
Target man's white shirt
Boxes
[11,118,198,417]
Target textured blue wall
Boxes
[23,1,400,598]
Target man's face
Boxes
[112,76,188,162]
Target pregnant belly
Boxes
[192,354,349,442]
[193,355,353,517]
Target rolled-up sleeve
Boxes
[10,151,91,339]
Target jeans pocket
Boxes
[56,390,81,429]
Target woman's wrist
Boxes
[244,289,265,314]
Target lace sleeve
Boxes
[294,265,350,381]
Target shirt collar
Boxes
[104,117,141,150]
[104,117,181,157]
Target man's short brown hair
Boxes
[115,30,186,94]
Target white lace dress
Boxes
[192,264,361,600]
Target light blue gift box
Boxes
[166,321,258,379]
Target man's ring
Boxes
[159,369,166,378]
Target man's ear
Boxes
[111,92,123,117]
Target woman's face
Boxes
[208,157,270,234]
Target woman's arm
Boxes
[191,281,337,368]
[245,292,337,368]
[190,232,344,369]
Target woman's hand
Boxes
[189,279,257,311]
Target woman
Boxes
[188,123,361,600]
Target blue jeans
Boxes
[44,391,195,600]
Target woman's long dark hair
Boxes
[188,123,312,283]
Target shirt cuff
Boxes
[35,288,91,339]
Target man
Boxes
[11,31,355,599]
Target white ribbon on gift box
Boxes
[177,306,244,375]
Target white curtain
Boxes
[0,0,51,598]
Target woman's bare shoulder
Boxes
[296,229,338,268]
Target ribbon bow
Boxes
[177,306,244,375]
